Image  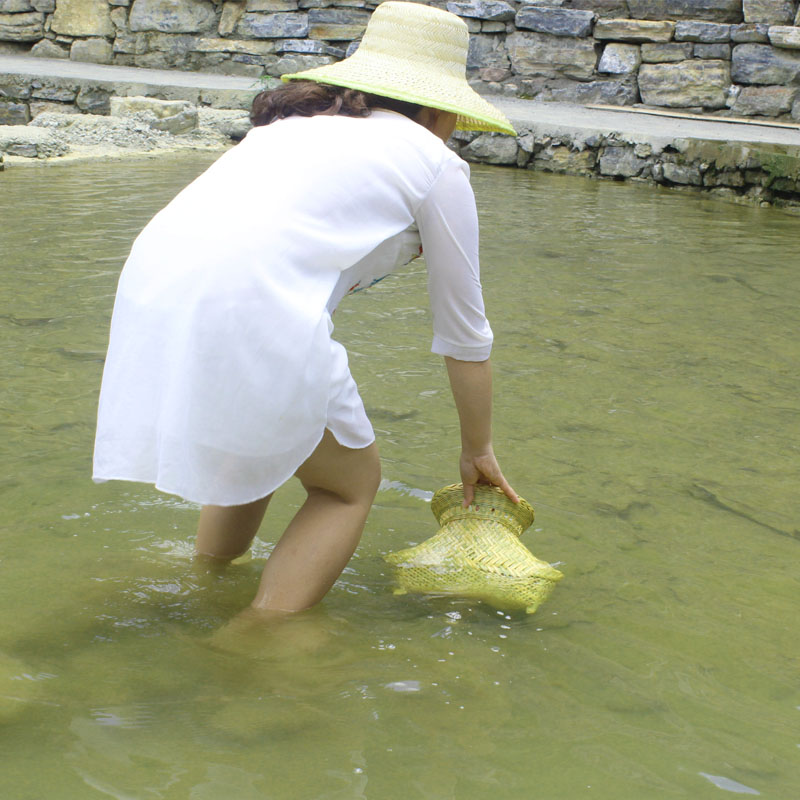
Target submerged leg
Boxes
[195,494,272,561]
[251,429,380,613]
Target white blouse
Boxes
[93,110,493,505]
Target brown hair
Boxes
[250,80,423,127]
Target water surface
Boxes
[1,155,798,799]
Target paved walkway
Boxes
[2,54,800,150]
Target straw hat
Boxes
[281,1,516,136]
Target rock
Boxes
[193,37,277,55]
[198,107,252,139]
[639,60,731,108]
[626,1,742,23]
[446,1,515,22]
[246,0,298,9]
[29,37,69,57]
[674,21,731,42]
[461,132,518,164]
[0,98,29,124]
[129,0,217,33]
[276,38,344,56]
[30,82,77,102]
[514,7,595,38]
[219,1,245,36]
[32,0,54,10]
[599,145,648,177]
[695,43,731,58]
[703,168,745,186]
[594,19,675,43]
[730,23,770,42]
[110,95,199,134]
[70,37,113,64]
[742,0,795,24]
[482,20,506,32]
[732,42,800,84]
[792,94,800,119]
[0,0,33,11]
[74,85,110,112]
[768,26,800,50]
[113,30,148,54]
[479,66,510,81]
[266,53,334,76]
[796,8,800,26]
[641,42,693,62]
[51,0,114,37]
[662,162,702,184]
[560,1,626,19]
[307,8,370,40]
[542,76,639,104]
[0,10,44,40]
[236,11,308,38]
[731,84,797,114]
[598,43,641,74]
[0,123,67,158]
[28,99,79,116]
[467,34,508,70]
[506,31,597,80]
[533,144,597,174]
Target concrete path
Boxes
[2,54,800,151]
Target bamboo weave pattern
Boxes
[385,483,563,614]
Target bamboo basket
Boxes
[385,483,563,614]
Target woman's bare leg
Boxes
[195,494,272,561]
[251,430,380,613]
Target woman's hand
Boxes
[460,446,518,507]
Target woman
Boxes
[93,1,518,613]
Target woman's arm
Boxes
[445,356,517,506]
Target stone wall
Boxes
[1,0,800,123]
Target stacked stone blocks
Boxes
[1,0,800,124]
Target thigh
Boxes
[295,429,380,503]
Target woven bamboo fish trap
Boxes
[385,483,563,614]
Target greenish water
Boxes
[1,155,798,799]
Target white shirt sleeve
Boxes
[415,157,493,362]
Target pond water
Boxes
[1,154,798,799]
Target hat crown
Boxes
[354,1,469,81]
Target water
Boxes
[1,154,798,799]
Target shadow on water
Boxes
[0,156,798,798]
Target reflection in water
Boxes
[0,155,798,798]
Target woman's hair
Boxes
[250,80,424,127]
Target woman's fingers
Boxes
[460,453,519,506]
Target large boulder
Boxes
[626,1,742,23]
[639,59,731,108]
[742,0,796,24]
[732,42,800,83]
[51,0,114,36]
[515,7,595,38]
[506,31,597,80]
[129,0,217,33]
[0,10,44,40]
